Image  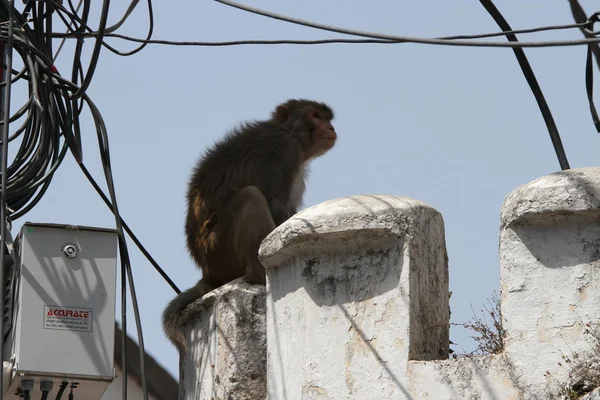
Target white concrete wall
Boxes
[181,167,600,400]
[259,195,449,399]
[180,279,266,400]
[406,167,600,399]
[498,167,600,398]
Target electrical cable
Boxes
[480,0,570,171]
[0,3,15,400]
[78,164,180,294]
[54,382,67,400]
[53,19,600,48]
[39,381,53,400]
[0,2,167,399]
[43,65,151,398]
[107,0,153,57]
[0,5,74,220]
[570,4,600,132]
[69,0,110,100]
[585,19,600,132]
[43,70,154,399]
[105,0,139,33]
[213,0,600,48]
[78,90,149,400]
[570,0,600,70]
[51,0,154,57]
[53,0,83,62]
[52,20,595,48]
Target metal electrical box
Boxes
[2,222,118,399]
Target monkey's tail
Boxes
[162,279,213,351]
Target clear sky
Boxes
[10,0,600,378]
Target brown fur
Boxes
[162,99,337,350]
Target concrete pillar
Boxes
[179,280,266,400]
[500,167,600,397]
[259,195,449,399]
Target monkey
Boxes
[162,99,337,350]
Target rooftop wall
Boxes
[180,167,600,400]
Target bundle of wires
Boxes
[0,1,161,399]
[0,2,74,220]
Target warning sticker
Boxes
[43,305,93,332]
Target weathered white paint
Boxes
[180,167,600,399]
[180,279,266,400]
[583,387,600,399]
[259,195,449,399]
[498,167,600,398]
[407,354,521,399]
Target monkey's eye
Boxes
[312,113,322,120]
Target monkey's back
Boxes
[185,121,303,273]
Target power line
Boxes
[0,1,15,398]
[480,0,570,171]
[52,20,598,48]
[0,1,160,398]
[54,20,600,49]
[213,0,600,48]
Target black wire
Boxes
[105,0,139,33]
[569,0,600,70]
[51,0,153,57]
[586,32,600,132]
[570,4,600,132]
[77,91,148,400]
[107,0,153,57]
[54,382,67,400]
[0,3,15,399]
[213,0,600,48]
[70,0,110,99]
[52,19,600,49]
[479,0,570,171]
[0,3,163,400]
[0,5,74,219]
[78,164,180,294]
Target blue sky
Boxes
[10,0,600,378]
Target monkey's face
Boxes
[273,100,337,159]
[306,107,337,158]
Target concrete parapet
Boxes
[180,168,600,399]
[499,167,600,397]
[179,279,266,400]
[259,195,449,399]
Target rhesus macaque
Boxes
[163,99,337,349]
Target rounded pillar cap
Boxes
[259,194,440,269]
[501,167,600,228]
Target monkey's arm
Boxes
[268,199,295,227]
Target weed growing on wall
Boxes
[452,291,505,357]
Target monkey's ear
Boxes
[274,105,289,123]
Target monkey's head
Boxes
[273,99,337,160]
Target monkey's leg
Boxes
[230,186,276,285]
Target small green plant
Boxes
[452,291,505,357]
